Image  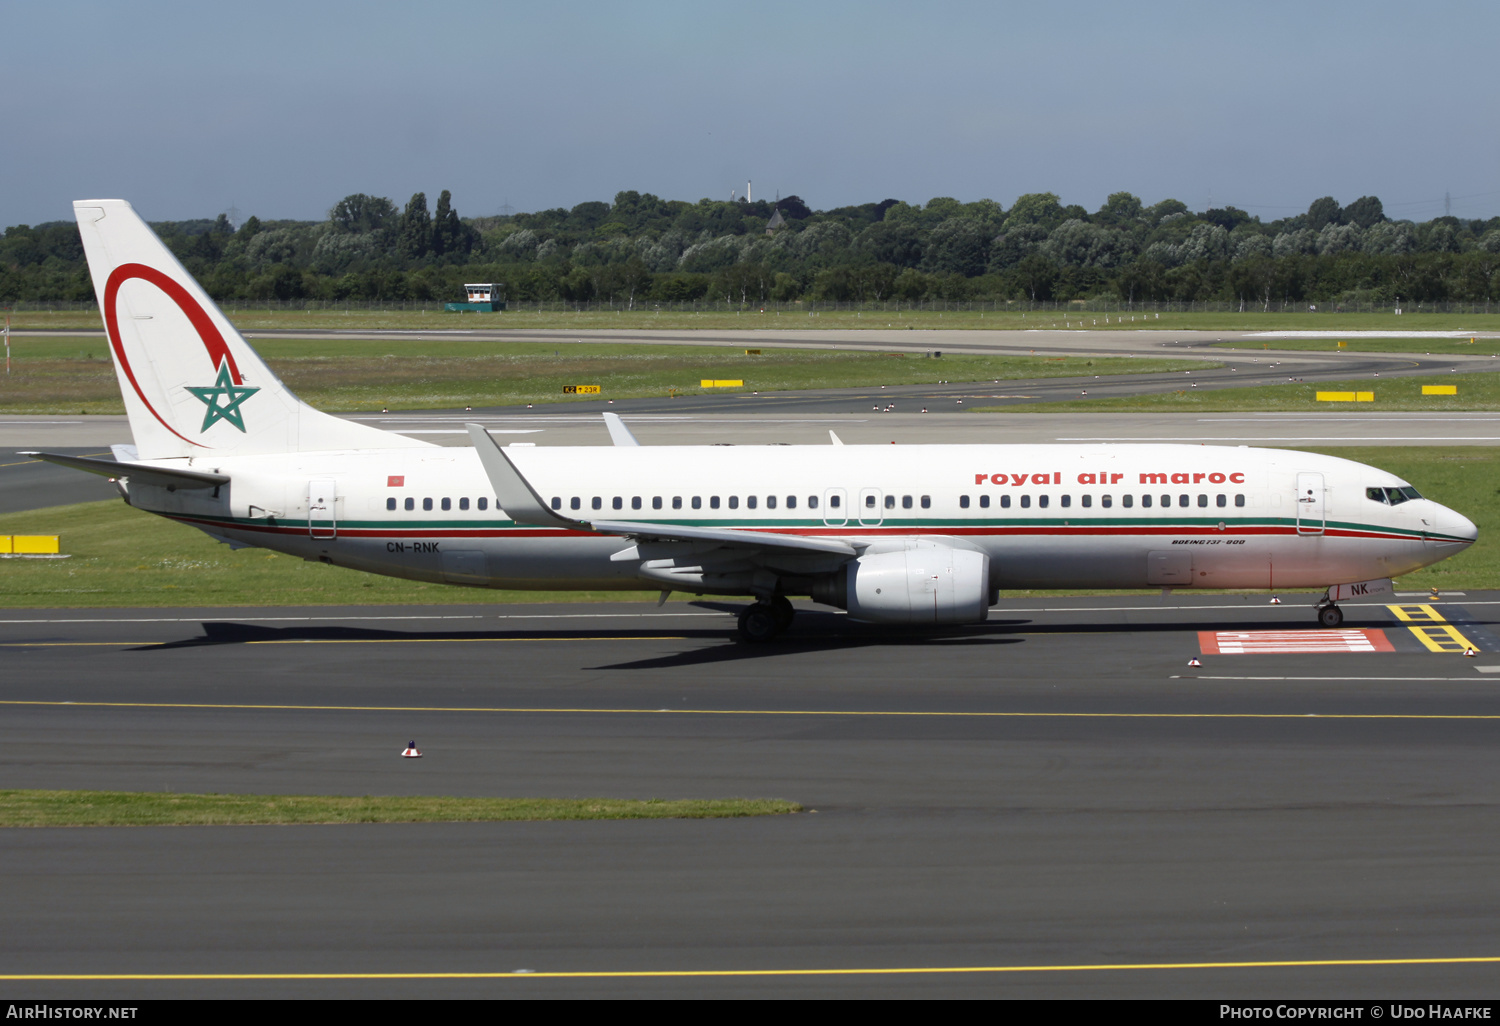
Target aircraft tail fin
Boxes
[73,200,429,459]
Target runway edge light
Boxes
[402,741,422,758]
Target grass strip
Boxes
[0,500,666,607]
[978,372,1500,413]
[13,308,1500,334]
[1,445,1494,604]
[0,338,1198,415]
[0,789,801,827]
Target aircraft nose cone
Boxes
[1437,505,1478,546]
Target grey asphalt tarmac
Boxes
[5,328,1500,998]
[0,446,117,513]
[3,595,1499,998]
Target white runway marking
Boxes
[352,416,872,424]
[1200,417,1500,423]
[1201,629,1391,654]
[1059,437,1500,442]
[1179,675,1495,682]
[1245,330,1500,338]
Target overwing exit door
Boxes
[1295,472,1325,535]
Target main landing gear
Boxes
[1317,604,1344,628]
[737,596,795,643]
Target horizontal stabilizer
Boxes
[22,451,228,490]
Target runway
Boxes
[3,595,1500,997]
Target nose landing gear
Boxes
[1317,604,1344,628]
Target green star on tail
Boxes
[185,360,259,433]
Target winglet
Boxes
[603,412,640,446]
[466,424,589,531]
[829,430,844,446]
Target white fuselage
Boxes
[122,442,1476,596]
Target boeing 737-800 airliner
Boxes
[26,200,1478,641]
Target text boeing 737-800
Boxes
[25,200,1478,641]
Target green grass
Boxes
[978,372,1500,413]
[1290,447,1497,593]
[1217,337,1500,355]
[0,500,665,607]
[0,790,801,827]
[3,445,1495,604]
[0,336,1199,414]
[15,307,1500,334]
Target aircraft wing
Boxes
[21,451,229,490]
[589,518,856,555]
[466,424,856,557]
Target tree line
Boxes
[4,188,1500,307]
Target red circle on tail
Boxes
[103,263,245,448]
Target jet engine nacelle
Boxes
[838,542,991,624]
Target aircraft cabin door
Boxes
[308,479,338,540]
[1295,472,1325,536]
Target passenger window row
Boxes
[551,495,825,512]
[385,492,1247,514]
[866,494,933,509]
[958,493,1246,509]
[387,496,496,512]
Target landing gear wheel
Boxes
[738,603,783,643]
[769,596,795,631]
[1318,604,1344,628]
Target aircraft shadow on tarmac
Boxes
[126,620,732,651]
[122,614,1029,665]
[120,608,1442,665]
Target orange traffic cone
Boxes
[401,741,422,758]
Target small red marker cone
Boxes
[1269,596,1281,604]
[1465,647,1477,658]
[401,741,422,758]
[1188,657,1202,667]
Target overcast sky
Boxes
[4,0,1497,228]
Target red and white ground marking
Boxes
[1198,629,1395,655]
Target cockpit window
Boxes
[1368,486,1422,506]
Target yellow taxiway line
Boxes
[1,699,1499,720]
[4,954,1499,981]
